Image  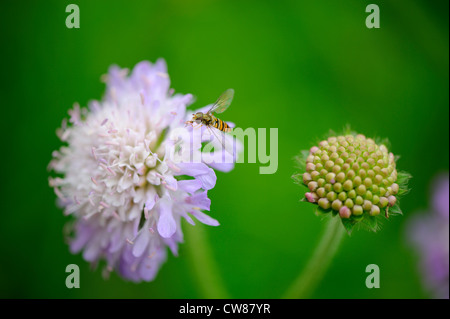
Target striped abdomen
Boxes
[212,117,232,132]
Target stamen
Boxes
[91,147,98,160]
[61,130,70,141]
[112,211,120,220]
[54,188,64,199]
[99,201,109,208]
[106,167,116,176]
[166,160,181,173]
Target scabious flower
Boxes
[48,59,240,282]
[292,132,410,233]
[407,175,449,299]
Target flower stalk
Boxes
[185,224,230,298]
[283,216,345,299]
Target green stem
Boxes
[185,223,230,298]
[283,216,345,299]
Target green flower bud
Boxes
[343,180,353,191]
[371,184,379,194]
[325,160,334,170]
[379,197,389,208]
[355,196,364,206]
[338,192,347,201]
[327,191,337,202]
[332,199,343,211]
[356,184,366,196]
[303,172,312,184]
[353,205,363,216]
[363,200,373,211]
[370,205,380,216]
[295,131,410,232]
[348,189,356,199]
[311,170,320,181]
[336,172,346,183]
[317,187,326,198]
[317,178,326,187]
[308,181,318,192]
[345,198,354,208]
[318,198,331,209]
[388,195,397,207]
[372,195,380,205]
[326,172,336,183]
[364,178,372,188]
[333,182,343,193]
[346,170,356,180]
[306,162,316,172]
[332,165,341,174]
[391,183,399,195]
[353,176,362,187]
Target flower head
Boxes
[407,174,449,299]
[49,60,239,282]
[293,131,410,234]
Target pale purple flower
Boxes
[407,174,449,299]
[49,60,240,282]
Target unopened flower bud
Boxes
[339,206,352,219]
[388,195,397,207]
[318,198,331,210]
[303,172,312,184]
[353,205,363,216]
[305,192,319,203]
[370,205,380,216]
[296,132,408,226]
[332,199,343,211]
[308,181,318,192]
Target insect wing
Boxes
[208,88,234,114]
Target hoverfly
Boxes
[186,89,234,148]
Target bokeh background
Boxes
[0,0,448,298]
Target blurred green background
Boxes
[0,0,448,298]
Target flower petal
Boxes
[189,210,219,226]
[157,198,176,238]
[197,167,217,190]
[178,179,202,193]
[132,228,150,257]
[174,162,211,177]
[187,192,211,211]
